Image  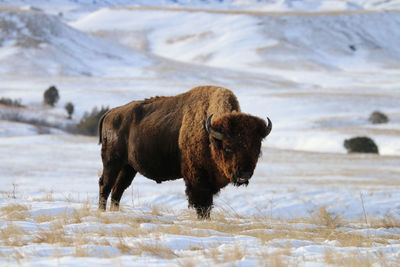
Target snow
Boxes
[1,0,400,266]
[0,8,152,77]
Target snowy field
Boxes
[1,0,400,266]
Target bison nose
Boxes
[240,170,253,179]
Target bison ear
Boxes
[259,117,272,138]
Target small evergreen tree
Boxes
[43,86,60,107]
[65,102,74,119]
[77,106,109,136]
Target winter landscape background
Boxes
[1,0,400,266]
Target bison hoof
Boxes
[196,207,211,220]
[98,201,106,212]
[110,200,120,211]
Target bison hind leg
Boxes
[99,162,122,211]
[98,174,107,211]
[110,165,137,211]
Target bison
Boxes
[98,86,272,218]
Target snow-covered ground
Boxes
[1,0,400,266]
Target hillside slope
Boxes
[73,8,400,75]
[0,8,152,77]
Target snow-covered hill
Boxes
[2,2,400,78]
[0,8,152,77]
[73,7,400,75]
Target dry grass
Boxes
[75,245,90,257]
[370,212,400,229]
[325,250,374,267]
[311,206,343,229]
[263,249,291,267]
[9,249,24,264]
[0,223,28,246]
[33,220,70,245]
[43,191,54,202]
[177,259,197,267]
[220,244,246,263]
[0,203,31,221]
[0,203,30,214]
[116,237,136,254]
[134,241,177,259]
[34,213,55,223]
[0,202,399,265]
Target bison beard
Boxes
[98,86,272,219]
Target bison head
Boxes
[205,112,272,186]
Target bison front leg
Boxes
[110,165,137,211]
[185,182,214,219]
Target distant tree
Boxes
[344,136,379,154]
[0,97,23,107]
[43,86,60,107]
[76,106,109,136]
[368,110,389,124]
[65,102,74,119]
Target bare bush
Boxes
[344,136,379,154]
[368,111,389,124]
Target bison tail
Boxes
[98,112,107,145]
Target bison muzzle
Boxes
[98,86,272,219]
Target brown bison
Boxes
[98,86,272,218]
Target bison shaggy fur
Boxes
[98,86,272,218]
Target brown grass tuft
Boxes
[267,249,291,267]
[10,248,24,263]
[0,223,28,246]
[221,244,246,263]
[33,220,71,245]
[134,241,177,259]
[177,259,197,267]
[75,245,91,257]
[116,237,136,254]
[312,206,343,229]
[34,213,55,223]
[1,203,31,221]
[324,248,335,265]
[325,250,373,267]
[370,212,400,229]
[1,203,30,214]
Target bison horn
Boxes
[266,117,272,136]
[205,114,224,140]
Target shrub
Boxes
[76,106,109,136]
[65,102,74,119]
[343,136,379,154]
[0,97,23,107]
[368,111,389,124]
[43,86,60,107]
